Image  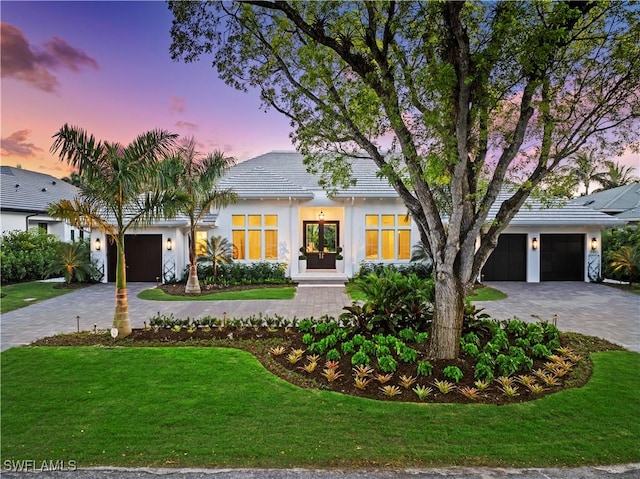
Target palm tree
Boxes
[198,235,234,280]
[610,246,640,285]
[162,137,237,294]
[48,124,182,336]
[567,151,603,196]
[50,240,97,285]
[594,160,638,191]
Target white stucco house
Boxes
[91,151,623,283]
[0,166,84,240]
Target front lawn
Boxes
[2,346,638,468]
[0,281,81,314]
[138,286,296,301]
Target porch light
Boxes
[591,237,598,252]
[95,238,101,251]
[318,210,325,221]
[166,238,173,251]
[531,237,538,250]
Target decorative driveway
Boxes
[0,281,638,352]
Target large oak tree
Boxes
[170,1,639,358]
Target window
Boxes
[365,214,411,260]
[38,222,48,232]
[232,214,278,260]
[195,231,208,256]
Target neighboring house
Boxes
[93,152,623,283]
[570,182,640,224]
[0,165,83,240]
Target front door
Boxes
[304,221,338,269]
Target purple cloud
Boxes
[1,130,43,157]
[175,120,198,132]
[169,96,186,114]
[1,22,98,92]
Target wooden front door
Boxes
[304,221,338,269]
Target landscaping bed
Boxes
[157,282,294,297]
[31,321,623,406]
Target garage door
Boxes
[541,234,584,281]
[107,235,163,282]
[482,234,527,281]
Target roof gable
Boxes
[571,183,640,213]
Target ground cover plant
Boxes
[2,343,637,468]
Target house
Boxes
[93,152,623,283]
[570,182,640,224]
[0,166,83,241]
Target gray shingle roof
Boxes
[570,183,640,221]
[489,190,624,227]
[219,151,396,199]
[0,166,79,213]
[221,152,623,226]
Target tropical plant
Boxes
[398,375,417,389]
[609,246,640,285]
[443,366,464,383]
[433,380,455,394]
[353,377,371,390]
[321,368,343,383]
[593,161,638,191]
[352,365,374,379]
[163,138,237,294]
[562,151,604,196]
[198,236,234,283]
[459,387,481,400]
[379,385,402,397]
[48,124,181,336]
[374,373,394,384]
[50,240,97,284]
[412,384,433,401]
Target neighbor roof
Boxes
[570,183,640,222]
[0,166,78,213]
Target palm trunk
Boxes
[113,238,131,336]
[185,229,201,294]
[427,273,465,359]
[185,263,201,294]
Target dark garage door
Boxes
[541,234,584,281]
[107,235,163,282]
[482,234,527,281]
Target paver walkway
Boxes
[1,280,638,352]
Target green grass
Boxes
[346,283,506,302]
[138,286,296,301]
[2,346,638,468]
[0,281,76,313]
[468,286,507,302]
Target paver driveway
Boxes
[1,281,638,352]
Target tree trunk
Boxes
[185,263,201,295]
[113,239,131,337]
[427,273,465,359]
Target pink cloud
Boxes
[169,96,185,114]
[0,130,43,157]
[1,22,98,93]
[175,120,198,132]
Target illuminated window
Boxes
[195,231,208,256]
[364,214,411,260]
[232,214,278,261]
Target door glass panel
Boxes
[306,224,319,252]
[323,224,337,253]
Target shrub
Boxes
[195,261,289,285]
[49,239,99,284]
[0,228,61,283]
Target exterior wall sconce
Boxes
[591,237,598,252]
[95,238,101,251]
[166,238,173,251]
[531,238,538,250]
[318,211,325,221]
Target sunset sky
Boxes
[1,1,638,180]
[1,1,294,178]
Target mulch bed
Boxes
[30,327,624,405]
[157,283,293,297]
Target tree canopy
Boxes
[170,1,640,358]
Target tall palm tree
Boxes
[48,124,182,336]
[568,151,603,196]
[162,137,237,294]
[594,160,638,191]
